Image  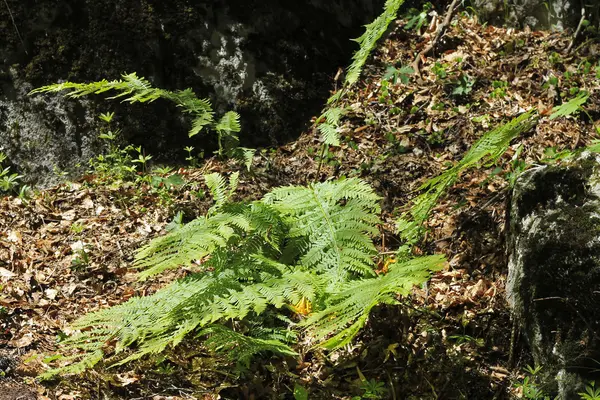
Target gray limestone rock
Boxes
[1,0,383,187]
[471,0,584,30]
[507,153,600,399]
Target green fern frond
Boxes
[302,255,445,349]
[346,0,406,86]
[236,147,256,171]
[134,211,250,279]
[265,178,382,284]
[398,110,538,246]
[216,111,242,133]
[199,325,297,366]
[29,72,245,153]
[317,107,345,146]
[549,91,589,120]
[30,73,165,103]
[205,172,239,213]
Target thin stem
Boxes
[3,0,27,55]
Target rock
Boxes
[1,0,384,187]
[471,0,584,29]
[507,153,600,399]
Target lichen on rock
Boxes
[507,153,600,399]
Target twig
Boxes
[566,6,586,54]
[411,0,462,76]
[3,0,27,55]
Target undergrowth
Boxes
[43,175,444,377]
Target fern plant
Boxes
[29,73,241,155]
[317,0,406,147]
[346,0,406,87]
[397,92,591,250]
[42,176,443,378]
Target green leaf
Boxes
[549,91,589,120]
[293,384,309,400]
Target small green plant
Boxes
[293,384,309,400]
[403,2,432,33]
[382,65,414,85]
[184,146,201,168]
[541,146,573,163]
[514,365,550,400]
[89,113,139,181]
[490,80,509,99]
[352,368,387,400]
[17,185,32,202]
[71,244,90,270]
[504,144,527,187]
[378,80,392,104]
[132,147,152,174]
[70,222,86,235]
[431,62,449,80]
[580,381,600,400]
[549,52,562,66]
[452,74,475,96]
[0,152,22,194]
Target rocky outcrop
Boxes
[471,0,586,29]
[1,0,384,186]
[507,153,600,399]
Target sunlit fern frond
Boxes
[346,0,406,86]
[317,107,345,146]
[205,172,239,214]
[265,178,382,285]
[30,72,164,103]
[301,255,445,349]
[398,110,538,246]
[29,73,245,152]
[550,91,589,120]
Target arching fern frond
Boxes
[316,0,405,146]
[301,255,445,349]
[29,72,242,154]
[134,211,250,280]
[397,110,538,248]
[346,0,406,86]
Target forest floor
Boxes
[1,12,600,400]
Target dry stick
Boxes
[566,6,587,54]
[3,0,27,55]
[411,0,462,76]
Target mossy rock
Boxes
[507,153,600,399]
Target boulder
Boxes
[507,153,600,399]
[1,0,384,186]
[471,0,585,30]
